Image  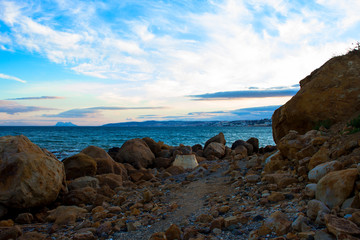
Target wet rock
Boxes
[111,138,155,169]
[172,154,199,169]
[204,132,226,149]
[264,211,292,235]
[63,153,97,180]
[308,160,343,183]
[204,142,225,159]
[0,135,66,209]
[316,169,358,208]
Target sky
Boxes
[0,0,359,126]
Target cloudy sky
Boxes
[0,0,359,126]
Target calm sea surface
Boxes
[0,126,274,160]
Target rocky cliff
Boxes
[272,50,360,143]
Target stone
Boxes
[81,146,127,179]
[210,217,225,231]
[96,173,123,189]
[272,51,360,143]
[233,145,248,160]
[18,232,46,240]
[292,215,311,232]
[231,140,253,155]
[96,221,112,235]
[304,183,317,198]
[165,224,182,240]
[196,214,214,223]
[204,142,225,159]
[166,165,185,176]
[0,135,66,209]
[264,211,292,235]
[245,174,261,183]
[0,226,22,240]
[154,157,172,169]
[263,173,298,188]
[268,192,285,203]
[246,137,259,153]
[224,216,239,228]
[172,154,199,169]
[308,160,343,183]
[308,147,331,170]
[111,138,155,169]
[149,232,167,240]
[316,169,358,208]
[307,199,330,220]
[46,205,87,226]
[68,176,100,190]
[63,186,97,205]
[0,219,14,227]
[73,231,96,240]
[15,212,33,224]
[142,190,153,203]
[204,132,226,149]
[63,153,97,180]
[314,230,336,240]
[142,137,162,156]
[325,214,360,237]
[342,195,360,209]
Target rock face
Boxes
[111,139,155,169]
[272,51,360,143]
[316,169,358,208]
[0,135,66,208]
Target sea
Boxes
[0,126,274,160]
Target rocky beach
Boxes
[1,49,360,240]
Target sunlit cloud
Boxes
[0,73,26,83]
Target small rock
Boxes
[15,212,34,224]
[264,211,292,235]
[307,199,330,220]
[165,224,182,240]
[325,214,360,237]
[304,183,317,198]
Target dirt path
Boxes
[114,162,235,239]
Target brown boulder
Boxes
[81,146,127,180]
[142,137,162,156]
[63,153,97,180]
[0,135,66,209]
[204,132,226,149]
[316,169,358,208]
[204,142,225,159]
[111,139,155,169]
[96,173,123,189]
[272,52,360,143]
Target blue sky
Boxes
[0,0,359,126]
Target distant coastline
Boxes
[102,119,272,127]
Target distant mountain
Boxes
[102,119,271,127]
[55,122,77,127]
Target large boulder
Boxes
[0,135,66,209]
[204,133,226,149]
[81,146,127,180]
[272,51,360,143]
[316,169,358,208]
[204,142,226,159]
[63,153,97,180]
[142,137,162,156]
[111,139,155,169]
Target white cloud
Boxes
[0,73,26,83]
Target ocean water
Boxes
[0,126,274,160]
